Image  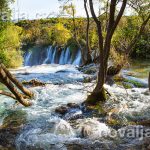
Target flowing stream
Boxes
[0,60,150,149]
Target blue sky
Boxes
[11,0,87,20]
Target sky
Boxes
[11,0,132,21]
[11,0,87,20]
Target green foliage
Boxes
[89,29,98,50]
[0,24,23,68]
[21,21,71,47]
[0,0,14,21]
[67,38,78,52]
[112,16,150,59]
[132,33,150,58]
[51,23,71,46]
[17,15,149,60]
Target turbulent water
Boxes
[0,63,150,149]
[24,46,82,66]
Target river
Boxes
[0,60,150,149]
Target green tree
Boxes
[0,24,23,67]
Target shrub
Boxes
[0,24,23,68]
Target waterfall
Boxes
[24,46,82,66]
[24,51,32,66]
[51,47,57,64]
[43,46,52,64]
[73,49,81,65]
[64,47,71,64]
[59,49,65,65]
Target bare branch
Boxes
[0,90,16,100]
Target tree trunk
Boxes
[0,63,33,98]
[86,87,107,105]
[0,66,32,106]
[84,0,92,65]
[85,0,127,105]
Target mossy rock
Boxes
[2,110,27,129]
[114,75,145,88]
[83,68,97,75]
[86,88,107,105]
[114,75,125,82]
[83,77,92,83]
[122,82,134,89]
[124,79,144,88]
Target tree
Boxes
[59,0,92,64]
[0,0,34,106]
[0,0,14,21]
[83,0,92,64]
[86,0,150,105]
[86,0,128,105]
[0,24,23,68]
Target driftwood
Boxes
[0,63,33,107]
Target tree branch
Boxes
[125,13,150,55]
[0,63,33,98]
[111,0,127,36]
[89,0,103,52]
[104,0,127,62]
[0,90,16,100]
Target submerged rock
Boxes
[55,106,68,115]
[117,125,150,150]
[67,103,80,108]
[77,118,112,140]
[0,110,27,149]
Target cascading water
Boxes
[73,49,82,65]
[24,46,82,66]
[0,61,150,149]
[43,46,53,64]
[59,50,65,65]
[24,51,32,66]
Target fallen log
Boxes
[0,63,33,98]
[0,63,33,107]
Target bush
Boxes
[0,24,23,68]
[50,23,71,46]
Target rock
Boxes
[64,109,83,120]
[19,72,29,75]
[83,77,92,83]
[22,79,46,87]
[67,103,80,108]
[83,68,97,75]
[81,125,92,138]
[55,106,68,115]
[123,82,134,88]
[143,90,150,96]
[147,144,150,149]
[0,110,27,149]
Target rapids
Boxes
[0,63,150,149]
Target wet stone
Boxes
[67,103,80,108]
[55,106,68,115]
[142,90,150,96]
